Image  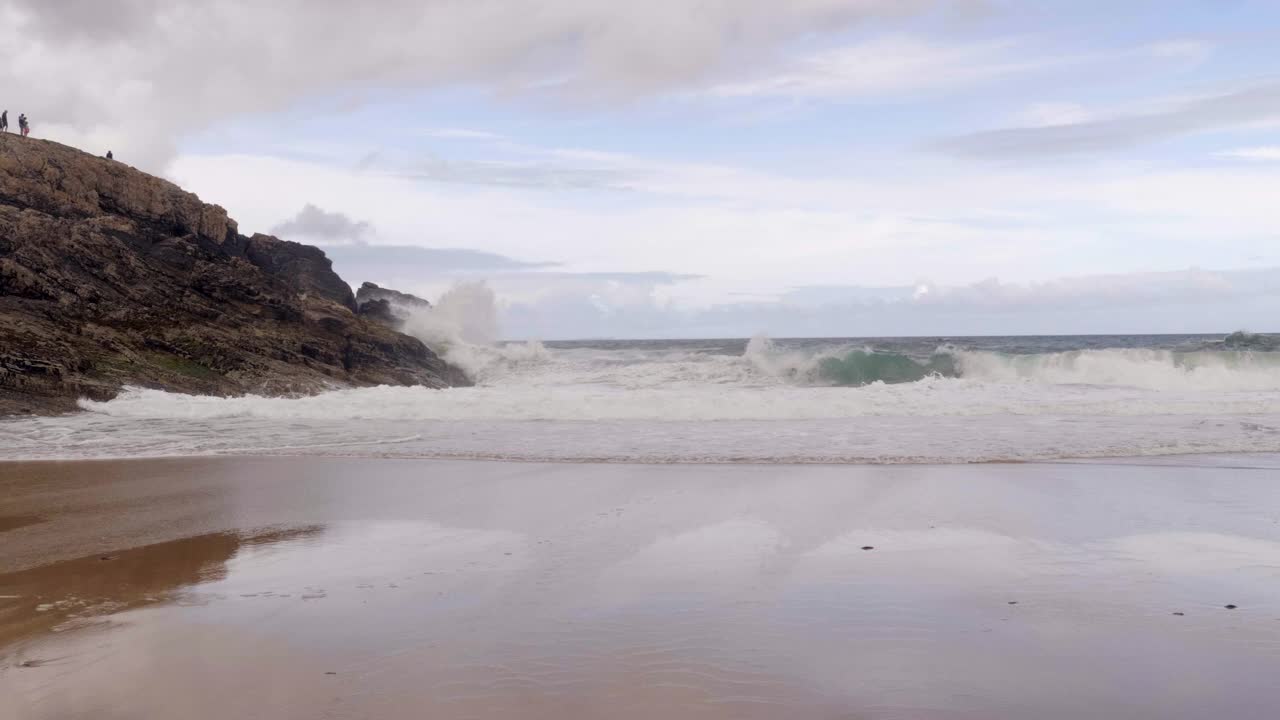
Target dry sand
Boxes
[2,455,1280,719]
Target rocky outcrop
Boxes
[246,234,358,310]
[356,297,399,326]
[0,135,469,415]
[356,282,432,326]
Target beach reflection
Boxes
[4,458,1280,719]
[0,526,324,648]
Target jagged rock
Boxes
[0,135,470,414]
[357,297,398,325]
[356,282,431,326]
[246,234,357,310]
[357,281,431,308]
[0,135,234,244]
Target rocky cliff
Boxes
[356,281,433,326]
[0,135,469,414]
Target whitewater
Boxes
[3,317,1279,463]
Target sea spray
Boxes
[63,334,1280,464]
[397,281,549,383]
[953,348,1280,391]
[400,281,499,349]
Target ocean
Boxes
[3,333,1279,463]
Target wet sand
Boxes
[3,456,1280,719]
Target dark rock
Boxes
[357,297,398,325]
[356,282,431,327]
[245,234,356,311]
[0,135,470,415]
[357,281,430,309]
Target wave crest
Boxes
[744,336,1280,391]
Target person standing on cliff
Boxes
[19,114,29,137]
[0,110,7,133]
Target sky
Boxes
[4,0,1280,338]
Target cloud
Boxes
[706,35,1212,102]
[405,155,632,190]
[496,266,1280,339]
[934,81,1280,159]
[172,147,1280,311]
[0,0,966,168]
[1141,39,1213,63]
[1014,102,1093,127]
[270,204,372,243]
[547,271,702,283]
[709,36,1032,99]
[420,128,506,141]
[1218,146,1280,161]
[324,244,558,285]
[912,267,1261,310]
[787,267,1277,312]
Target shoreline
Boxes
[3,449,1280,468]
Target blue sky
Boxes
[6,0,1280,337]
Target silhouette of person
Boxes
[0,110,7,133]
[106,151,113,160]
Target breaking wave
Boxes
[4,314,1279,463]
[743,335,1280,391]
[366,285,1280,394]
[952,347,1280,391]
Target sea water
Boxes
[3,332,1279,463]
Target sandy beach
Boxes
[3,455,1280,719]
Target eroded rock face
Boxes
[357,282,431,309]
[356,282,432,327]
[0,137,235,245]
[356,297,399,325]
[0,135,470,414]
[246,234,357,310]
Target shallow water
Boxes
[3,457,1280,719]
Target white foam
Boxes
[955,348,1280,392]
[6,334,1280,464]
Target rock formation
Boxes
[0,135,469,415]
[356,282,432,327]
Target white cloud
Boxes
[0,0,968,169]
[936,81,1280,158]
[1015,102,1093,127]
[420,128,507,141]
[171,143,1280,297]
[707,35,1213,102]
[1140,39,1213,63]
[708,36,1030,99]
[494,266,1280,339]
[1218,146,1280,161]
[270,204,372,243]
[158,141,1280,338]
